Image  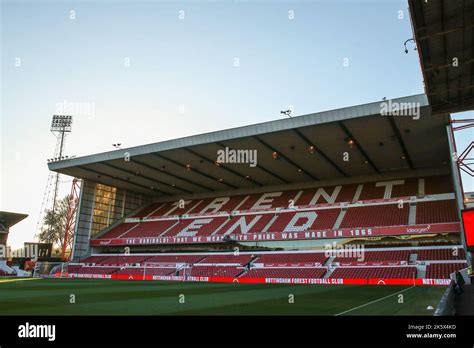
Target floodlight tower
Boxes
[50,115,73,212]
[36,116,73,239]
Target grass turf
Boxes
[0,278,446,315]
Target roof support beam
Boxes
[386,118,414,169]
[131,158,214,192]
[338,121,380,174]
[77,166,162,195]
[430,96,474,114]
[254,136,319,181]
[184,148,263,187]
[440,0,450,102]
[100,162,192,194]
[427,83,474,96]
[152,153,238,190]
[416,22,474,41]
[293,129,348,177]
[215,141,290,184]
[423,57,474,73]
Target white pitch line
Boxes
[334,285,416,316]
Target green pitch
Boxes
[0,278,446,315]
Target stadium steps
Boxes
[117,224,141,238]
[246,255,259,267]
[261,214,279,233]
[408,202,417,225]
[409,253,418,264]
[236,269,247,278]
[418,178,425,198]
[332,210,347,230]
[323,266,336,279]
[324,255,335,267]
[416,264,427,279]
[209,218,231,235]
[157,220,180,237]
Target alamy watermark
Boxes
[216,147,257,167]
[324,242,365,261]
[55,99,96,119]
[380,100,420,120]
[0,244,39,259]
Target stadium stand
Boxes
[424,176,453,195]
[115,267,175,277]
[146,254,206,264]
[241,267,327,279]
[415,200,459,224]
[333,250,411,265]
[73,267,119,275]
[425,263,468,279]
[338,204,409,229]
[90,176,460,242]
[131,176,454,218]
[254,253,328,266]
[79,255,111,264]
[66,244,468,281]
[330,266,417,279]
[120,220,177,238]
[187,266,244,278]
[416,248,466,261]
[46,89,471,289]
[95,255,151,266]
[99,223,139,239]
[200,254,254,265]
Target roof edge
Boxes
[48,93,429,172]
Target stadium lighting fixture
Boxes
[185,164,192,171]
[50,115,72,132]
[112,143,122,149]
[245,175,251,180]
[345,138,354,147]
[280,109,292,118]
[272,151,279,159]
[308,145,316,154]
[218,178,224,183]
[297,168,302,172]
[404,38,417,54]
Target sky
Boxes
[1,0,473,249]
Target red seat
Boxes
[330,266,417,279]
[425,263,467,279]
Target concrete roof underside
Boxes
[409,0,474,114]
[49,94,452,198]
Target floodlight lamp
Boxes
[51,115,73,131]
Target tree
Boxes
[38,195,70,251]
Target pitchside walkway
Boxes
[455,284,474,315]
